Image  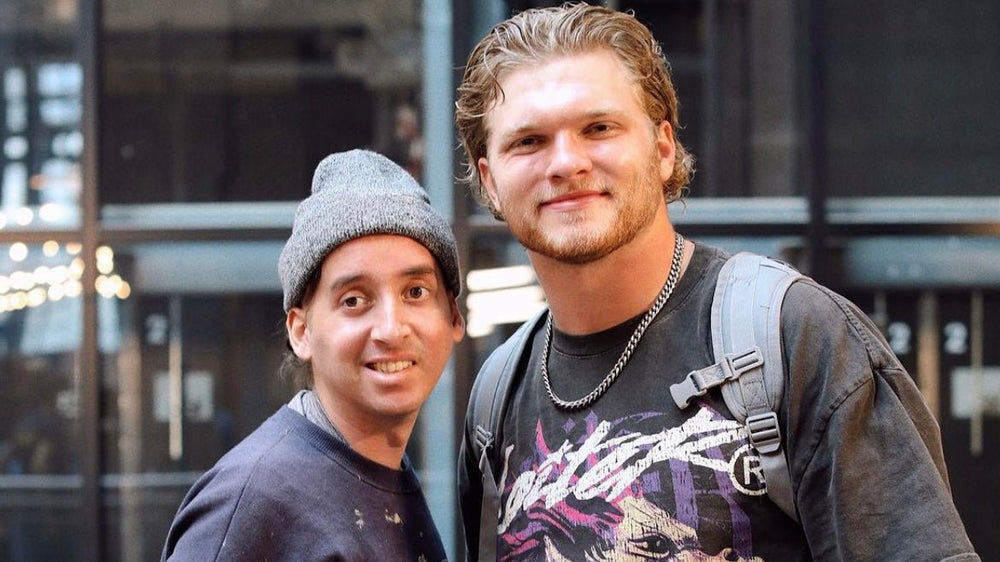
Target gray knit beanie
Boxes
[279,149,461,311]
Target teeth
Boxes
[372,361,414,374]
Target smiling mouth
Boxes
[543,190,605,209]
[370,360,414,374]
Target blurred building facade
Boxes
[0,0,997,560]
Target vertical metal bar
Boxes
[802,0,828,282]
[423,0,454,221]
[78,0,104,558]
[702,0,719,196]
[421,0,456,558]
[970,289,984,457]
[917,291,940,420]
[450,0,475,557]
[117,296,144,562]
[168,296,185,461]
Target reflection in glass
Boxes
[101,0,425,204]
[0,241,88,559]
[96,241,294,560]
[2,57,83,230]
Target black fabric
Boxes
[163,406,446,561]
[459,242,978,561]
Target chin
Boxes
[373,396,425,419]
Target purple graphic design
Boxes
[496,404,766,561]
[707,438,754,554]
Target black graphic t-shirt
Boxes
[495,245,804,561]
[461,242,978,562]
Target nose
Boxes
[370,300,412,343]
[546,132,592,181]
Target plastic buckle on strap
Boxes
[670,370,710,409]
[474,425,494,471]
[725,348,764,379]
[746,412,781,454]
[671,349,764,409]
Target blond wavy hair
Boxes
[455,2,694,216]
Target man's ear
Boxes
[477,157,504,217]
[286,307,312,360]
[450,299,466,343]
[655,120,677,184]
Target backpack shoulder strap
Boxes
[670,252,806,521]
[469,309,547,562]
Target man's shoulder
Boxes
[782,280,874,340]
[191,407,323,491]
[685,240,734,293]
[689,239,731,270]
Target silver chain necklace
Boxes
[542,233,686,411]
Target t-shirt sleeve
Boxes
[161,469,238,561]
[780,282,978,560]
[162,461,284,561]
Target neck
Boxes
[317,394,415,469]
[339,425,413,469]
[530,207,690,335]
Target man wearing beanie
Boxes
[162,150,464,561]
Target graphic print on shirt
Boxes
[497,404,767,561]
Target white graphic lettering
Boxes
[498,408,755,532]
[729,443,767,496]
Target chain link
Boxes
[543,233,686,411]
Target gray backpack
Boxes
[467,252,806,560]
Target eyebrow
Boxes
[496,108,620,143]
[325,265,439,292]
[399,265,438,279]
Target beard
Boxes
[497,151,665,265]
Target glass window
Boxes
[0,241,84,559]
[824,1,1000,197]
[0,3,82,232]
[96,241,295,560]
[100,1,425,204]
[1,2,84,558]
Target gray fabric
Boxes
[288,389,345,443]
[278,149,461,311]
